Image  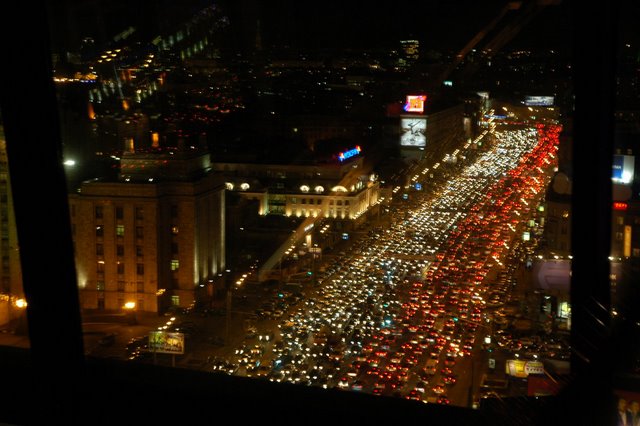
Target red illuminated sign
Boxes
[613,202,628,211]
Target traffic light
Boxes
[453,316,459,322]
[307,271,312,276]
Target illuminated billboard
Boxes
[400,116,427,147]
[612,154,635,184]
[533,259,570,291]
[524,96,554,106]
[403,95,427,113]
[149,331,185,354]
[506,360,544,378]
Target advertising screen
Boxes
[524,95,554,106]
[505,360,544,378]
[403,95,427,113]
[148,331,185,354]
[400,116,427,147]
[612,154,635,184]
[533,259,570,291]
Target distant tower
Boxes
[399,39,420,69]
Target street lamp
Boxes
[123,301,137,325]
[12,297,28,335]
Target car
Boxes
[415,381,428,393]
[437,395,451,405]
[432,384,446,395]
[443,375,457,385]
[444,355,456,367]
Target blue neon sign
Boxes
[338,146,361,162]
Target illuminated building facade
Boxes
[214,154,380,226]
[69,148,225,313]
[398,39,419,69]
[0,126,24,326]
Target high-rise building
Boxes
[0,124,24,327]
[398,39,419,69]
[69,145,225,313]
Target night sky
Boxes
[47,1,640,58]
[218,0,572,52]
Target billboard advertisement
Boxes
[612,154,635,184]
[403,95,427,113]
[149,331,185,354]
[533,259,571,291]
[524,96,554,106]
[400,116,427,147]
[505,359,544,378]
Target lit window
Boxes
[116,225,124,237]
[171,225,179,235]
[171,260,179,271]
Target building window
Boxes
[96,244,104,256]
[137,299,144,311]
[345,200,350,205]
[95,206,103,219]
[96,281,105,291]
[171,260,179,271]
[136,246,143,257]
[617,216,624,225]
[171,242,179,255]
[117,281,125,292]
[115,206,124,220]
[171,225,179,235]
[301,199,306,204]
[136,281,144,293]
[291,197,297,204]
[171,295,180,306]
[136,263,144,275]
[171,205,178,218]
[97,262,105,274]
[135,207,144,220]
[337,200,343,206]
[117,297,124,309]
[136,226,144,239]
[116,225,125,237]
[616,232,624,241]
[96,226,104,238]
[116,245,124,256]
[117,262,124,275]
